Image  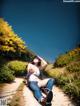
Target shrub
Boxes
[63,80,80,98]
[45,47,80,104]
[44,67,80,103]
[0,65,15,82]
[54,54,72,67]
[8,60,27,76]
[54,48,80,67]
[66,61,80,72]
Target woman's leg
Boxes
[29,81,43,102]
[38,78,55,90]
[38,78,50,88]
[38,78,55,103]
[46,78,55,90]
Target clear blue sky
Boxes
[0,0,80,62]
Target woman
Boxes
[26,56,55,105]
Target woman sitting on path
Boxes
[26,56,55,105]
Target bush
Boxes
[45,47,80,104]
[63,80,80,99]
[54,48,80,67]
[0,65,15,82]
[54,54,72,67]
[44,67,80,104]
[8,60,27,76]
[66,61,80,72]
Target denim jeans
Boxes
[28,78,55,102]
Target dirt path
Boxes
[52,86,74,106]
[0,78,75,106]
[0,78,23,97]
[23,85,41,106]
[23,85,75,106]
[0,78,23,105]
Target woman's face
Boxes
[33,58,41,66]
[34,62,38,66]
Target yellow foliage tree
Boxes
[0,18,35,60]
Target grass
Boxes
[54,47,80,67]
[7,60,28,76]
[45,47,80,105]
[0,58,28,83]
[44,65,80,106]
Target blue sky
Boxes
[0,0,80,62]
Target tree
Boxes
[0,18,35,60]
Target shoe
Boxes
[41,87,48,95]
[40,97,46,106]
[46,90,53,103]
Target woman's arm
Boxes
[37,56,47,69]
[27,63,34,73]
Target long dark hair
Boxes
[36,57,41,67]
[31,57,41,67]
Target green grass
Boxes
[44,66,80,105]
[66,61,80,72]
[0,64,15,82]
[54,48,80,67]
[47,47,80,105]
[0,57,28,83]
[7,60,28,76]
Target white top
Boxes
[27,57,47,82]
[27,63,40,81]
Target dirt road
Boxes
[23,85,75,106]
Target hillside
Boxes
[0,18,80,105]
[45,47,80,105]
[54,47,80,67]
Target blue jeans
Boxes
[28,78,55,102]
